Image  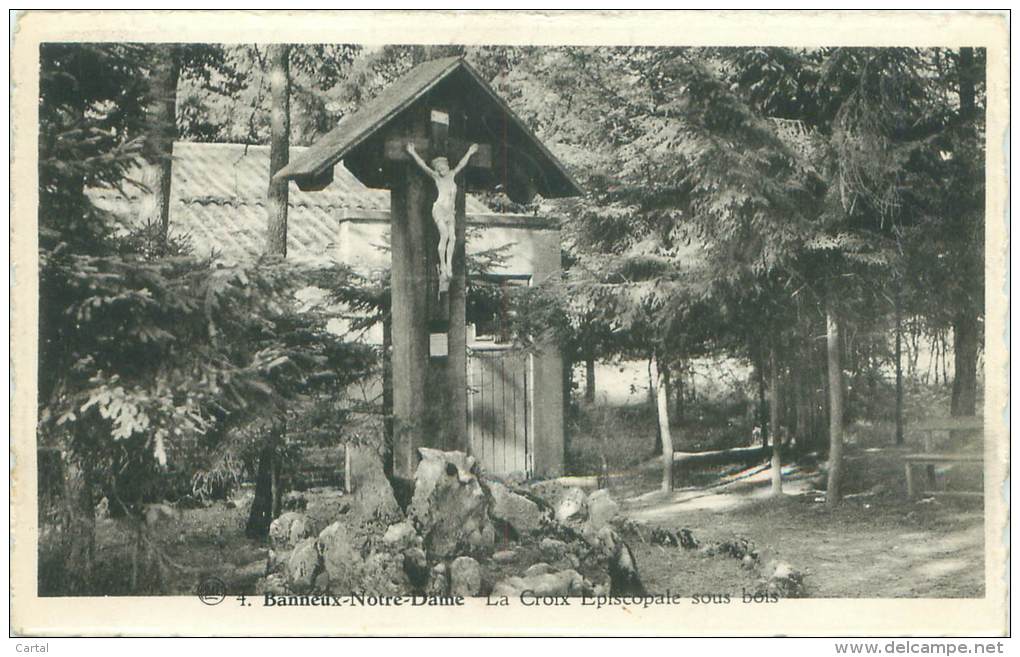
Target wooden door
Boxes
[467,349,531,477]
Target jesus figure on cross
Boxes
[406,141,479,291]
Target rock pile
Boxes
[255,447,629,598]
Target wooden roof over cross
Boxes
[274,56,582,203]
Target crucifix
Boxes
[405,141,478,293]
[384,105,493,480]
[384,107,493,321]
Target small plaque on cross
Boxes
[429,332,449,357]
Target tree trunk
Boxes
[58,449,97,594]
[895,294,905,445]
[647,358,655,405]
[584,356,596,403]
[949,47,981,416]
[650,356,674,494]
[755,349,769,447]
[148,45,179,246]
[271,449,283,518]
[912,326,922,382]
[675,362,685,422]
[246,444,277,539]
[826,307,845,507]
[769,347,783,496]
[649,357,661,454]
[951,312,979,417]
[245,44,291,540]
[941,332,950,386]
[265,43,290,257]
[793,363,809,451]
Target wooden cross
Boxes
[387,106,493,479]
[383,107,493,329]
[383,109,494,174]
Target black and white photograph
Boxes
[10,9,1009,638]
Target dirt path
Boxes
[617,460,984,598]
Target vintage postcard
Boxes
[9,10,1010,637]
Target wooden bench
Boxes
[913,416,983,452]
[903,416,983,499]
[903,452,983,499]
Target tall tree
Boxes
[38,43,152,592]
[769,345,783,495]
[141,45,180,246]
[266,43,291,257]
[825,306,844,506]
[247,43,291,539]
[895,287,905,445]
[650,354,673,493]
[949,47,983,418]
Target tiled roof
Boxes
[89,141,490,264]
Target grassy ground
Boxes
[570,380,986,599]
[617,455,984,598]
[88,499,266,596]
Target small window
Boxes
[467,274,530,344]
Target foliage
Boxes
[176,44,361,146]
[39,248,377,499]
[38,43,153,252]
[38,42,387,516]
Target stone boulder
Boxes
[347,444,402,523]
[649,526,699,550]
[256,572,288,595]
[487,480,550,537]
[426,562,449,595]
[402,547,430,592]
[316,519,344,548]
[318,521,364,591]
[316,518,419,595]
[491,569,588,597]
[288,514,317,546]
[554,487,587,523]
[585,489,620,530]
[382,520,420,551]
[523,562,556,578]
[540,537,569,561]
[269,511,305,549]
[409,448,495,559]
[449,556,482,597]
[758,561,806,598]
[266,548,288,575]
[286,537,320,592]
[356,552,411,596]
